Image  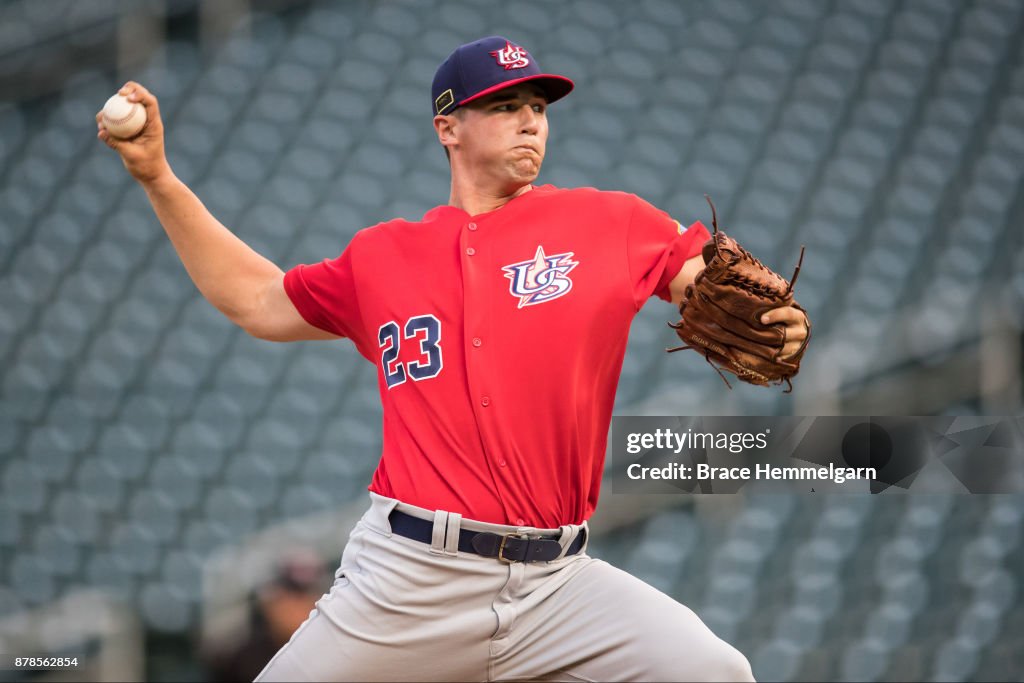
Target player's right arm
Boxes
[97,82,338,343]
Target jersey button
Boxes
[472,337,482,347]
[466,247,476,256]
[498,458,507,468]
[481,396,491,407]
[467,222,478,231]
[515,518,526,526]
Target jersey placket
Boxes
[459,217,516,523]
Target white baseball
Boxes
[102,93,147,139]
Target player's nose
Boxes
[518,106,541,135]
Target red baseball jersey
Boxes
[284,184,710,527]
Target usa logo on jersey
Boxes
[502,246,579,308]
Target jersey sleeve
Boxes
[626,196,711,308]
[283,240,365,344]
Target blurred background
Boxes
[0,0,1022,680]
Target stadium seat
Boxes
[129,489,182,543]
[161,549,206,600]
[751,638,805,683]
[202,486,261,537]
[147,456,205,511]
[7,553,58,606]
[840,637,892,682]
[108,521,164,576]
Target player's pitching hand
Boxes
[96,82,171,185]
[761,306,810,360]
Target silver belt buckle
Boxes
[497,533,530,563]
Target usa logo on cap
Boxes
[490,41,530,70]
[432,36,574,116]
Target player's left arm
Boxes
[668,255,704,308]
[667,256,809,360]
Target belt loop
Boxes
[429,510,447,555]
[555,525,573,559]
[444,512,461,556]
[371,492,400,536]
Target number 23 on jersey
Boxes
[378,315,444,389]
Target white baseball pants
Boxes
[254,492,754,682]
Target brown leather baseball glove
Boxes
[668,196,810,392]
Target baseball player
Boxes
[98,35,809,682]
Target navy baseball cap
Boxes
[432,36,574,116]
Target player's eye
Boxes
[531,103,546,114]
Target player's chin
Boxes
[507,158,542,183]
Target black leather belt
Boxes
[388,510,586,563]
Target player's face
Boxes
[451,84,549,188]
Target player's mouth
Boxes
[514,144,541,155]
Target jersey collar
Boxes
[422,184,552,222]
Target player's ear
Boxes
[434,109,465,154]
[434,113,458,149]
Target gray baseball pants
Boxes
[255,492,754,682]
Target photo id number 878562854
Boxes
[7,656,80,670]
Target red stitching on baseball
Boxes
[105,106,138,125]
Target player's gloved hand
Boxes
[96,81,171,185]
[668,195,811,392]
